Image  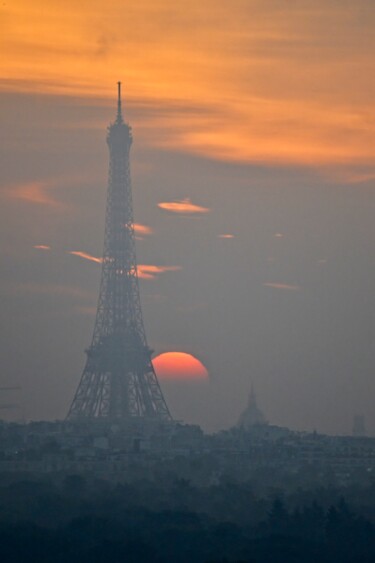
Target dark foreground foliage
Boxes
[2,475,375,562]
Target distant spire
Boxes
[116,81,123,123]
[237,381,268,430]
[248,381,256,406]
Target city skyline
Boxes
[1,1,375,433]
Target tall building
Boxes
[67,84,171,423]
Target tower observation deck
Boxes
[67,83,172,422]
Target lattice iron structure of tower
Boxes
[67,84,172,423]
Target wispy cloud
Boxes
[218,234,234,239]
[33,245,51,250]
[133,223,153,236]
[263,282,301,291]
[158,198,210,215]
[67,250,181,280]
[4,181,63,208]
[68,251,102,264]
[137,265,182,280]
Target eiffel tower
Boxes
[67,83,171,422]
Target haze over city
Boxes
[1,0,375,435]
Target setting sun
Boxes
[153,352,209,382]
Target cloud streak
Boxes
[133,223,153,236]
[158,198,210,215]
[4,181,63,208]
[137,265,182,280]
[68,251,102,264]
[67,250,181,280]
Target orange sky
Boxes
[1,0,374,170]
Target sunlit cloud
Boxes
[1,2,375,170]
[33,245,51,250]
[317,164,375,186]
[263,282,301,291]
[137,265,182,280]
[67,250,180,280]
[341,171,375,185]
[158,198,210,215]
[133,223,153,236]
[218,234,234,239]
[4,181,63,208]
[68,251,102,264]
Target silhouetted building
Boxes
[67,84,171,423]
[237,384,268,430]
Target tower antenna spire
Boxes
[116,81,123,123]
